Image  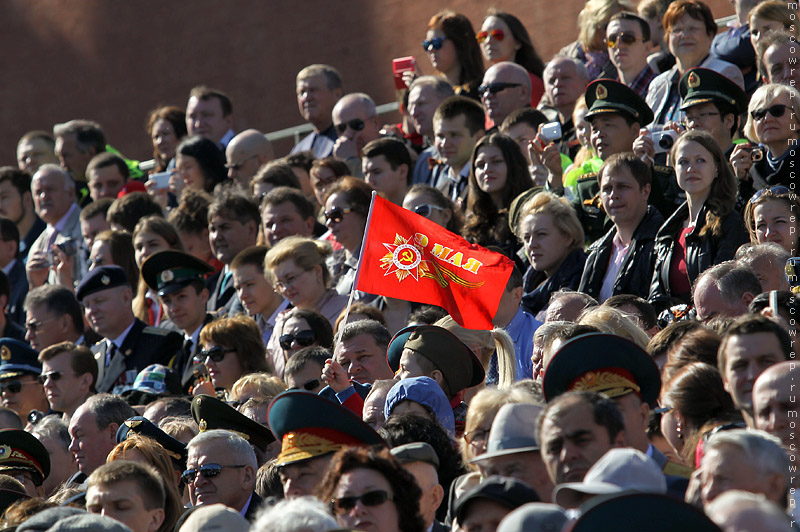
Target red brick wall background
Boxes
[1,0,733,163]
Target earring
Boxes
[677,421,683,440]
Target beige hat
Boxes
[178,504,250,532]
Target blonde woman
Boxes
[578,306,650,349]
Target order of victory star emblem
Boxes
[381,235,425,281]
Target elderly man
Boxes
[706,491,794,532]
[331,93,382,176]
[86,461,166,532]
[16,131,59,173]
[185,430,260,519]
[692,261,762,323]
[26,165,85,288]
[700,429,789,509]
[390,442,446,532]
[85,153,128,202]
[540,56,589,155]
[24,285,94,351]
[480,62,532,129]
[0,167,45,261]
[719,315,791,426]
[759,31,800,87]
[68,393,137,481]
[291,64,343,158]
[752,361,795,455]
[606,13,657,98]
[52,120,105,187]
[30,416,76,496]
[77,266,182,394]
[225,129,274,190]
[186,86,235,149]
[38,342,96,421]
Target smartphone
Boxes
[149,171,171,190]
[392,57,416,90]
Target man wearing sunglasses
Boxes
[606,13,657,99]
[0,338,48,423]
[331,93,382,177]
[362,138,412,206]
[23,285,97,352]
[225,129,275,191]
[480,62,532,130]
[291,64,343,159]
[37,341,96,421]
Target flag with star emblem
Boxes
[355,194,514,329]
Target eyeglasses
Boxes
[274,270,309,291]
[194,346,235,364]
[279,330,316,351]
[330,490,393,515]
[289,378,322,392]
[411,204,446,218]
[181,463,246,483]
[325,207,355,224]
[25,317,56,333]
[422,37,446,51]
[476,29,505,43]
[335,119,367,135]
[464,428,490,445]
[0,380,40,394]
[750,104,789,121]
[654,405,673,415]
[669,24,706,36]
[749,186,791,203]
[37,371,75,384]
[225,154,258,171]
[478,82,522,97]
[606,32,639,47]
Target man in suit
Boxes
[76,266,182,394]
[390,443,448,532]
[206,191,259,314]
[24,285,98,352]
[0,217,27,326]
[26,165,85,288]
[0,166,45,262]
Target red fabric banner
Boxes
[355,195,514,330]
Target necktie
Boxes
[220,271,233,293]
[105,342,117,368]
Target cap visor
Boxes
[553,481,622,508]
[470,445,540,464]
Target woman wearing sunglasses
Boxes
[744,186,800,256]
[195,315,270,397]
[423,11,484,100]
[463,134,533,264]
[323,177,375,298]
[279,307,333,360]
[478,10,545,106]
[730,83,800,197]
[402,184,462,235]
[317,447,424,532]
[649,131,749,309]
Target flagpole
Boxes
[333,191,378,351]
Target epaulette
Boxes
[663,460,694,479]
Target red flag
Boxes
[355,194,514,330]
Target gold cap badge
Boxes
[687,71,700,88]
[199,420,207,432]
[595,83,608,100]
[0,346,10,361]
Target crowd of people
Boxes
[0,1,796,531]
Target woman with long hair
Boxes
[88,230,139,290]
[743,186,800,256]
[131,216,183,325]
[423,10,484,99]
[463,133,533,260]
[649,131,749,308]
[170,136,227,197]
[146,106,187,172]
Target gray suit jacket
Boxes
[29,204,87,285]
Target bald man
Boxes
[480,62,532,128]
[225,129,275,190]
[331,93,382,177]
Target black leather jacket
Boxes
[648,201,749,309]
[579,206,665,300]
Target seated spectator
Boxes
[606,13,657,98]
[735,242,790,292]
[333,302,386,335]
[453,476,540,532]
[30,416,76,496]
[38,341,96,420]
[406,77,455,157]
[185,86,235,148]
[146,106,187,173]
[540,56,590,159]
[752,361,795,461]
[225,129,274,190]
[0,218,26,328]
[79,198,112,254]
[478,10,546,107]
[131,216,184,326]
[692,261,762,323]
[331,93,382,176]
[743,185,800,256]
[361,378,396,431]
[544,290,598,323]
[291,64,343,158]
[107,192,163,233]
[422,11,484,100]
[361,138,412,206]
[250,161,301,200]
[603,294,659,337]
[260,187,317,247]
[749,291,799,353]
[16,131,59,173]
[229,373,286,405]
[86,461,168,532]
[706,490,794,532]
[661,325,720,380]
[283,151,317,201]
[517,192,586,319]
[53,119,106,192]
[499,108,549,170]
[88,230,138,286]
[284,347,329,394]
[251,497,338,532]
[757,31,800,87]
[577,306,649,348]
[384,376,456,438]
[170,136,227,197]
[0,166,45,262]
[86,153,129,202]
[309,157,350,216]
[168,190,218,270]
[479,62,533,129]
[330,319,394,388]
[23,285,94,351]
[0,338,48,422]
[277,307,333,360]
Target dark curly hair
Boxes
[316,447,424,532]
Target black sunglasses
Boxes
[38,371,71,385]
[335,119,366,135]
[330,490,392,515]
[422,37,446,51]
[478,82,521,97]
[181,463,245,483]
[290,378,322,392]
[194,346,235,364]
[749,185,791,203]
[750,104,789,121]
[0,380,38,394]
[412,204,446,218]
[325,207,355,224]
[607,32,639,47]
[279,330,316,351]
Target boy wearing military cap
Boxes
[0,428,50,497]
[76,266,183,394]
[140,250,215,385]
[0,338,48,422]
[267,390,383,499]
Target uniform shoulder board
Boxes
[663,460,694,479]
[653,165,673,174]
[142,326,173,337]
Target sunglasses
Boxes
[330,490,393,515]
[749,185,791,203]
[25,317,56,333]
[476,29,505,43]
[335,119,366,135]
[279,330,316,351]
[290,378,322,392]
[0,380,39,394]
[478,82,522,97]
[181,463,245,483]
[194,346,235,364]
[412,204,446,217]
[750,104,789,121]
[607,32,639,47]
[422,37,446,51]
[325,207,355,224]
[37,371,73,385]
[224,154,258,171]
